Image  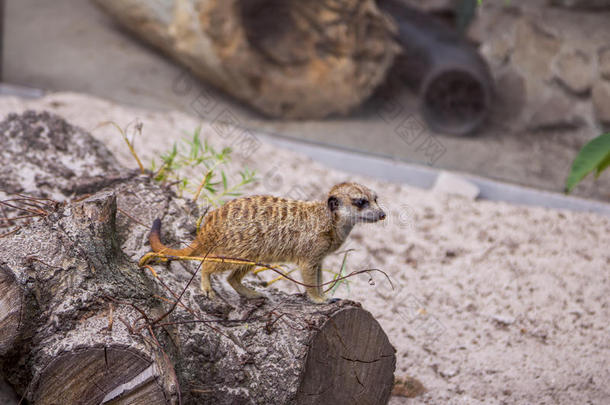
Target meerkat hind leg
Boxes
[200,264,216,299]
[227,265,262,299]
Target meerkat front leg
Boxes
[301,261,326,304]
[227,265,262,299]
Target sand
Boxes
[1,92,608,404]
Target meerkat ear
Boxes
[328,196,340,211]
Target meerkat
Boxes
[145,182,386,304]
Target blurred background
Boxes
[2,0,610,203]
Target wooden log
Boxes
[0,111,396,404]
[0,191,395,403]
[93,0,399,119]
[0,192,177,404]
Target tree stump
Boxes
[92,0,399,119]
[0,111,396,403]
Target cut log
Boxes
[0,192,395,403]
[0,112,397,404]
[294,307,396,404]
[92,0,399,119]
[0,192,177,404]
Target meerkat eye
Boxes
[352,198,369,209]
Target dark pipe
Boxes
[378,0,493,135]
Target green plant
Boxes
[151,127,256,207]
[326,249,353,297]
[96,120,146,174]
[98,120,256,207]
[565,132,610,193]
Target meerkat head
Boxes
[327,182,386,225]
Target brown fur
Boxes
[147,182,386,303]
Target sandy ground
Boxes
[1,93,609,404]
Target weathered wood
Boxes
[295,307,395,404]
[0,111,396,404]
[0,266,21,356]
[93,0,399,119]
[0,192,177,404]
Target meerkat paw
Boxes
[306,294,328,305]
[203,289,216,299]
[238,288,264,300]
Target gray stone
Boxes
[473,0,610,133]
[592,79,610,124]
[433,172,480,200]
[599,47,610,80]
[491,314,516,326]
[528,88,583,129]
[512,20,561,83]
[554,49,593,94]
[492,66,526,123]
[436,364,460,378]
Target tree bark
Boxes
[0,112,396,404]
[92,0,399,119]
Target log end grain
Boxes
[296,307,396,405]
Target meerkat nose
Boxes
[379,211,386,220]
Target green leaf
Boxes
[595,152,610,178]
[161,143,177,164]
[565,132,610,192]
[221,171,228,190]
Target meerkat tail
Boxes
[149,218,196,257]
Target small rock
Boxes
[598,47,610,80]
[527,88,582,130]
[493,67,526,123]
[592,79,610,124]
[392,375,426,398]
[554,49,592,94]
[491,314,516,326]
[433,172,480,200]
[512,20,561,82]
[439,366,460,378]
